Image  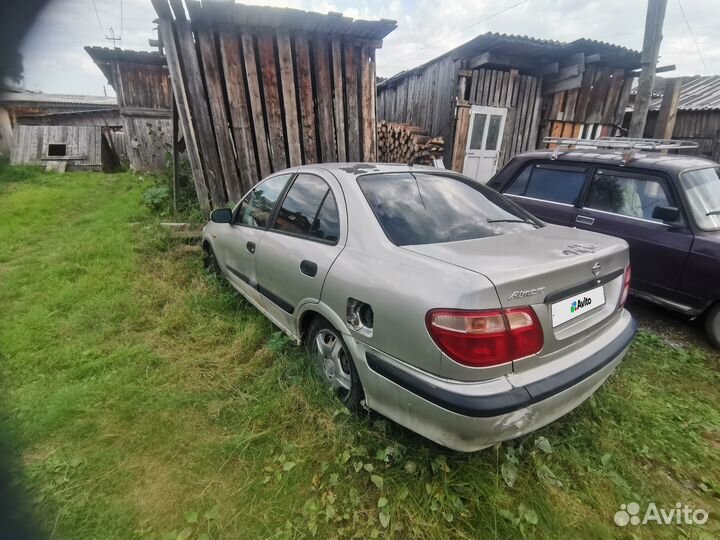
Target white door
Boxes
[462,105,507,183]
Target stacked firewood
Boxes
[377,121,444,165]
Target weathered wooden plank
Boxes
[527,79,543,151]
[451,104,470,172]
[601,68,626,125]
[343,41,360,161]
[198,27,242,201]
[470,70,480,103]
[548,91,565,121]
[219,30,258,192]
[563,88,579,122]
[586,66,612,124]
[313,37,336,161]
[175,19,226,205]
[574,63,597,123]
[653,77,682,140]
[257,31,287,171]
[331,38,347,162]
[277,30,302,167]
[520,76,537,151]
[295,34,317,164]
[474,69,486,104]
[241,32,272,177]
[614,73,635,126]
[156,18,209,212]
[481,69,492,106]
[360,44,376,161]
[510,75,526,157]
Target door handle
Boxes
[246,241,256,254]
[575,215,595,226]
[300,260,318,277]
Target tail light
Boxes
[619,265,631,309]
[425,307,543,367]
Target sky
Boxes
[17,0,720,97]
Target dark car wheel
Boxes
[705,303,720,349]
[203,243,222,276]
[306,317,364,412]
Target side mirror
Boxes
[210,208,232,223]
[652,205,680,223]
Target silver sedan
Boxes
[202,163,636,452]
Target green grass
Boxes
[0,167,719,540]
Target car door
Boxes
[501,161,590,226]
[213,173,293,303]
[573,167,693,298]
[254,172,346,333]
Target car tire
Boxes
[305,317,364,413]
[203,243,222,276]
[705,303,720,349]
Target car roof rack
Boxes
[543,136,699,165]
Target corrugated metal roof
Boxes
[0,91,117,107]
[379,32,640,88]
[648,75,720,111]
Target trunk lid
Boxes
[403,225,629,368]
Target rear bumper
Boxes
[352,309,636,452]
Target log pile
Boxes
[377,121,444,165]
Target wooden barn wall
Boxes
[154,3,382,211]
[114,63,172,110]
[106,61,173,172]
[376,56,459,163]
[645,109,720,163]
[539,64,633,144]
[123,116,172,171]
[10,125,103,169]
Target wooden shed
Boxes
[9,125,110,171]
[377,33,641,183]
[0,89,117,159]
[85,47,173,172]
[151,0,397,211]
[636,76,720,163]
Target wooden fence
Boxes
[151,0,396,211]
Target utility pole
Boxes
[629,0,668,138]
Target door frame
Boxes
[463,105,508,181]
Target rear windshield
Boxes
[357,172,542,246]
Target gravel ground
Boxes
[626,296,720,357]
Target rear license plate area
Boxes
[551,285,606,327]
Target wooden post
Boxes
[629,0,668,138]
[172,96,179,213]
[653,77,682,140]
[156,16,210,213]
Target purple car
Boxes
[488,150,720,348]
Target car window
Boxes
[234,174,292,227]
[505,163,587,205]
[310,191,340,243]
[357,172,542,246]
[679,167,720,231]
[273,174,338,242]
[585,170,673,221]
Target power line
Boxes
[677,0,709,74]
[90,0,106,41]
[380,0,531,70]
